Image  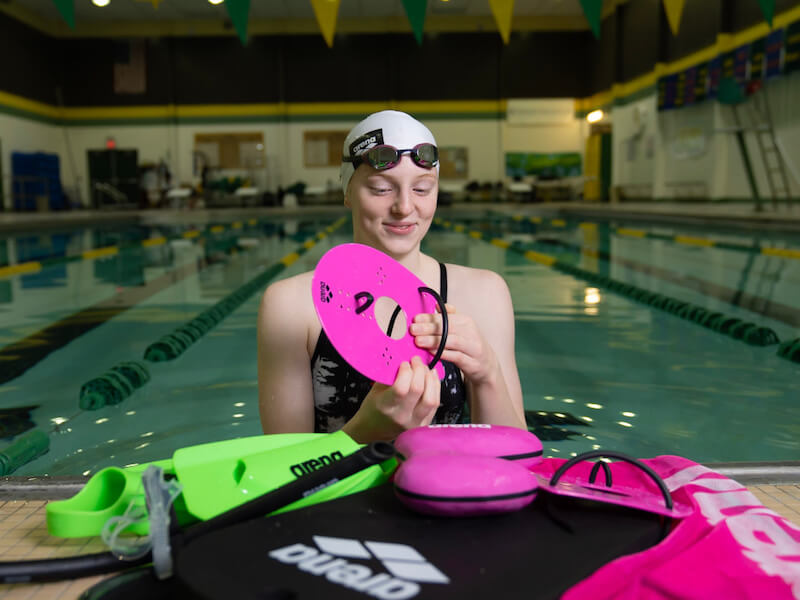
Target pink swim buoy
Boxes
[312,243,447,385]
[394,453,538,517]
[392,425,544,517]
[395,424,543,468]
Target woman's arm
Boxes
[411,268,526,429]
[465,270,525,428]
[341,356,441,443]
[257,276,315,434]
[258,273,441,441]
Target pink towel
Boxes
[532,455,800,599]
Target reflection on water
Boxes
[0,213,799,475]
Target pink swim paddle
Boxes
[534,450,693,518]
[312,243,447,385]
[391,426,692,520]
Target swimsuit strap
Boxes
[439,262,448,304]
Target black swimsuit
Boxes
[310,262,467,433]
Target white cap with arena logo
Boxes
[340,110,439,195]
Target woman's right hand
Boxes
[342,355,441,443]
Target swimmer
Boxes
[258,110,526,443]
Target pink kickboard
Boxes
[312,243,445,385]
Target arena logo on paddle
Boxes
[319,281,333,303]
[268,534,449,599]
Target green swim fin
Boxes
[46,431,395,538]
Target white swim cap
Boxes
[340,110,438,196]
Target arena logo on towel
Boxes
[667,465,800,597]
[349,129,384,157]
[269,535,449,599]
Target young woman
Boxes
[258,110,525,443]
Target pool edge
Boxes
[2,461,800,500]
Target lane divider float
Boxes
[0,217,281,280]
[501,214,800,260]
[144,218,345,363]
[73,217,347,412]
[434,218,787,356]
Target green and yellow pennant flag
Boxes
[402,0,427,46]
[224,0,250,45]
[489,0,514,45]
[51,0,75,29]
[311,0,342,48]
[757,0,775,27]
[579,0,603,39]
[662,0,685,35]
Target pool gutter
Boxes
[3,461,800,500]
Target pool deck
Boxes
[1,201,800,233]
[0,484,799,599]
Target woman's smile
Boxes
[384,221,417,235]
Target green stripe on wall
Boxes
[0,103,60,125]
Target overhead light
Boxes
[92,0,110,6]
[209,0,225,4]
[586,109,604,123]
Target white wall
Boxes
[285,121,348,193]
[433,119,505,184]
[658,102,717,199]
[610,71,800,201]
[612,96,657,197]
[503,98,584,182]
[717,72,800,200]
[503,99,583,152]
[2,102,590,209]
[64,123,175,206]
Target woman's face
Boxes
[345,155,438,259]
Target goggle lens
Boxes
[370,145,402,169]
[413,143,438,168]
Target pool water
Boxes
[0,210,798,477]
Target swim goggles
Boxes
[343,143,439,171]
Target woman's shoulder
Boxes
[442,262,512,314]
[260,270,316,318]
[444,263,509,295]
[264,270,314,295]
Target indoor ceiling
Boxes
[6,0,590,23]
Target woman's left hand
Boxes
[410,304,498,385]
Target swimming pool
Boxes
[0,208,798,478]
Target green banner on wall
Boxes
[505,153,582,178]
